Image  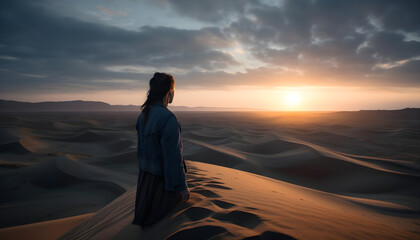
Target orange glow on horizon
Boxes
[283,91,303,109]
[2,86,419,111]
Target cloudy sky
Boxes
[1,0,419,110]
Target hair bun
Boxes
[153,72,162,78]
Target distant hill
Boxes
[0,99,136,111]
[1,100,418,116]
[0,99,264,112]
[333,107,420,120]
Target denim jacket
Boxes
[135,102,188,192]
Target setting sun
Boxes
[284,91,302,108]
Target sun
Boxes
[283,91,302,107]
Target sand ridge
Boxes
[59,161,419,240]
[0,111,419,239]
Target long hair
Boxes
[141,72,175,125]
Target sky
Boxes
[1,0,419,111]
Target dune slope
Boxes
[59,161,419,240]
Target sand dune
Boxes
[0,111,419,239]
[0,140,31,155]
[105,139,135,152]
[0,155,136,227]
[184,135,420,195]
[0,213,95,240]
[85,149,139,176]
[58,161,419,240]
[41,130,117,143]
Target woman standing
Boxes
[132,72,190,228]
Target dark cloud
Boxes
[224,0,420,86]
[1,0,420,95]
[377,0,420,34]
[362,31,420,62]
[158,0,257,23]
[0,0,237,92]
[373,60,420,87]
[174,66,310,89]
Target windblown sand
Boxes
[0,111,419,239]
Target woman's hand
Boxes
[179,188,190,202]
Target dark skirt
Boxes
[132,169,182,228]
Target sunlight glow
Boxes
[284,91,302,108]
[5,86,419,111]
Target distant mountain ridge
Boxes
[0,100,419,117]
[334,107,420,120]
[0,99,132,111]
[0,99,264,112]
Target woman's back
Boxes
[136,102,187,192]
[132,72,189,228]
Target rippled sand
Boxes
[0,111,419,239]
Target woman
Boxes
[132,72,190,228]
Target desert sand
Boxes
[0,110,419,239]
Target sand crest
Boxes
[0,111,419,239]
[59,161,419,240]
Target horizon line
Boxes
[1,98,419,112]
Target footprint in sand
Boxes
[188,176,212,181]
[166,225,229,240]
[212,210,263,229]
[211,199,236,209]
[206,180,224,184]
[244,206,259,210]
[191,189,221,198]
[187,179,202,183]
[186,183,199,188]
[182,206,214,221]
[241,230,297,240]
[203,183,232,190]
[187,171,202,176]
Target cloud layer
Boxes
[1,0,419,94]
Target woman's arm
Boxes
[160,114,188,192]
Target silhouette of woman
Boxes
[132,72,190,228]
